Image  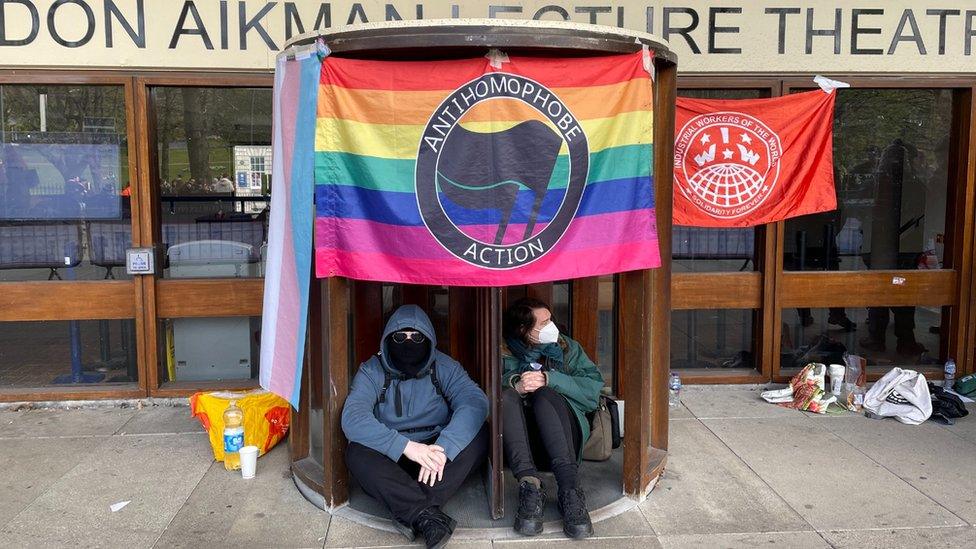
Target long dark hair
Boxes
[503,297,550,345]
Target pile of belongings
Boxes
[928,382,969,425]
[761,363,836,413]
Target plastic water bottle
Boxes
[223,400,245,471]
[669,373,682,407]
[944,358,956,387]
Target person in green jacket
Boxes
[501,297,604,539]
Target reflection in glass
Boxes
[672,89,765,273]
[0,319,138,388]
[596,275,616,390]
[552,281,571,336]
[159,316,260,383]
[0,85,132,281]
[152,87,272,279]
[785,89,951,273]
[671,309,755,369]
[781,307,944,373]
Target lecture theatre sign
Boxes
[0,0,974,72]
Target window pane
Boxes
[159,316,260,382]
[671,309,756,369]
[780,306,945,373]
[552,281,571,337]
[596,275,616,390]
[673,89,766,272]
[672,226,757,273]
[784,89,952,271]
[0,319,138,388]
[0,85,132,281]
[152,87,272,279]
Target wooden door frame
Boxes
[0,72,147,401]
[670,78,780,384]
[771,79,974,383]
[134,75,274,396]
[671,75,976,384]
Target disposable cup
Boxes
[828,364,845,396]
[240,446,259,479]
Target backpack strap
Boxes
[378,368,392,404]
[429,362,445,399]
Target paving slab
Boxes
[822,526,976,548]
[702,416,965,530]
[640,419,809,535]
[325,514,412,548]
[0,407,136,438]
[154,444,327,548]
[0,433,213,548]
[812,415,976,524]
[679,387,798,419]
[117,404,203,435]
[658,531,831,549]
[668,402,695,420]
[494,535,662,548]
[936,403,976,445]
[0,436,104,528]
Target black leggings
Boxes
[502,386,582,490]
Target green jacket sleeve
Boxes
[502,354,523,390]
[545,338,604,413]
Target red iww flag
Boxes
[673,90,837,227]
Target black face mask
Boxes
[386,333,431,377]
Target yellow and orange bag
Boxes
[190,389,291,461]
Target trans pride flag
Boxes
[260,48,321,408]
[314,51,660,286]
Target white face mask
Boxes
[536,322,559,344]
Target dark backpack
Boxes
[928,382,969,425]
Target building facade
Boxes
[1,1,975,401]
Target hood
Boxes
[380,304,437,376]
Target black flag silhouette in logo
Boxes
[436,120,563,245]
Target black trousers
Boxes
[502,386,582,491]
[866,306,917,343]
[346,424,489,524]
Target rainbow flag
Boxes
[314,51,659,285]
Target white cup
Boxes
[239,446,259,479]
[828,364,845,396]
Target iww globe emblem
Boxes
[674,112,782,219]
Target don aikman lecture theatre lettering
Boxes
[1,1,975,63]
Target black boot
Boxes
[412,506,456,549]
[557,487,593,539]
[514,476,547,535]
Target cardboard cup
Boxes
[828,364,845,396]
[239,446,259,479]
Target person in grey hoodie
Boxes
[342,305,489,549]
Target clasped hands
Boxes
[515,371,547,394]
[403,440,447,487]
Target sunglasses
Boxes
[392,330,426,344]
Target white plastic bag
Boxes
[863,368,932,425]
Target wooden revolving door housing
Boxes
[286,20,676,519]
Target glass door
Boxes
[0,78,146,399]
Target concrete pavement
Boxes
[1,386,974,548]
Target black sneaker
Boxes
[412,506,456,549]
[514,477,547,535]
[827,314,857,332]
[557,487,593,539]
